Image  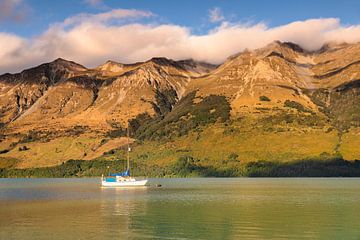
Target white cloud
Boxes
[1,8,360,74]
[208,7,225,23]
[61,8,154,27]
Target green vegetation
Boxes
[103,92,231,141]
[171,155,200,177]
[305,81,360,131]
[1,109,349,174]
[0,159,129,178]
[228,153,239,162]
[133,92,231,140]
[8,126,90,150]
[18,130,42,144]
[243,157,360,177]
[0,157,19,168]
[1,155,359,178]
[284,100,312,113]
[154,88,178,116]
[259,96,271,102]
[106,128,126,138]
[259,111,325,128]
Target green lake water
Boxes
[0,178,360,239]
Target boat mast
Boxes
[127,120,130,171]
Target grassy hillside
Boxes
[95,115,340,171]
[0,90,359,177]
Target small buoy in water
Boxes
[156,184,162,188]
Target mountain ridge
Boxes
[0,41,359,170]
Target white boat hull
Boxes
[101,179,148,187]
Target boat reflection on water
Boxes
[99,186,149,239]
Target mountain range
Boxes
[0,41,359,175]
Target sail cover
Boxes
[110,169,130,177]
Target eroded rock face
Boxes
[183,42,359,123]
[0,43,358,127]
[0,56,216,132]
[1,42,360,133]
[0,58,87,123]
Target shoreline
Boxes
[1,157,360,178]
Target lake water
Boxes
[1,178,360,240]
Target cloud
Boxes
[208,7,225,23]
[84,0,103,7]
[61,8,154,27]
[0,0,29,22]
[1,8,360,74]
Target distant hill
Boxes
[0,41,359,176]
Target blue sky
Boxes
[2,0,359,37]
[0,0,360,73]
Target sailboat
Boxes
[101,124,148,187]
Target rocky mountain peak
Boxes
[146,57,180,68]
[177,59,218,74]
[96,60,125,73]
[251,41,309,61]
[264,41,304,52]
[317,41,351,53]
[139,57,216,77]
[49,58,87,71]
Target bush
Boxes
[284,100,312,113]
[228,153,239,162]
[19,131,39,143]
[18,146,29,151]
[223,126,240,135]
[259,96,271,102]
[172,155,197,176]
[106,129,126,138]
